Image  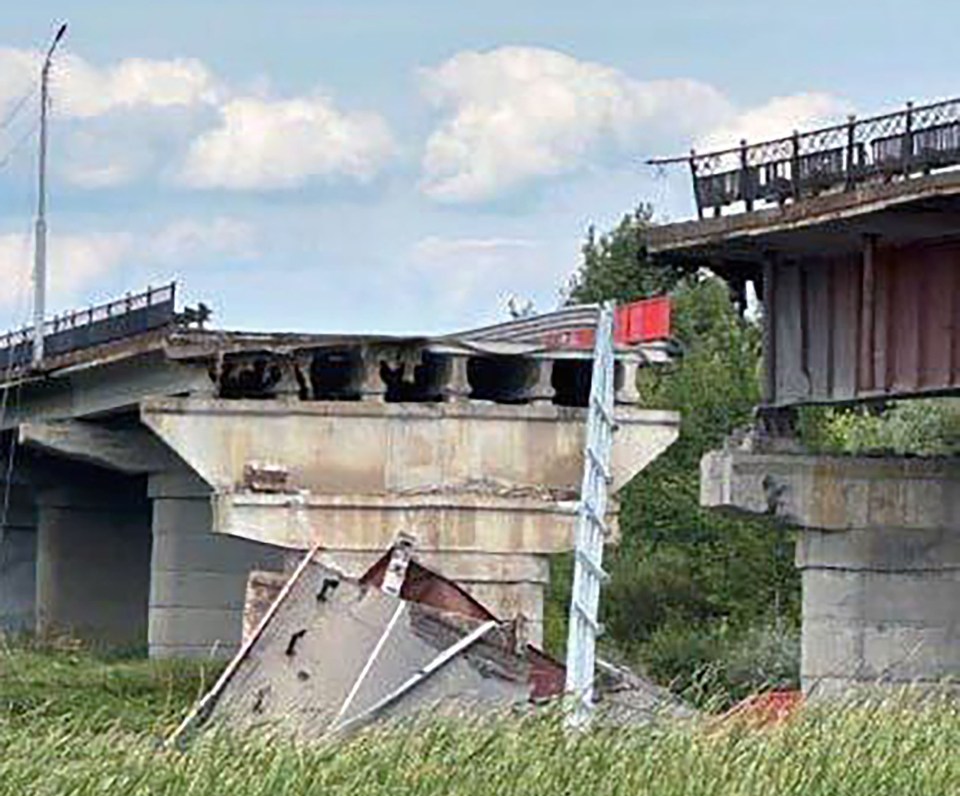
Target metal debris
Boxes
[169,541,690,746]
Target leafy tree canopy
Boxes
[546,206,799,704]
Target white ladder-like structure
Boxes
[565,301,616,728]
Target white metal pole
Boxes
[32,23,67,368]
[565,301,616,728]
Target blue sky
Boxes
[0,1,953,334]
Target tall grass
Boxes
[1,644,958,795]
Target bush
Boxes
[642,621,800,708]
[801,398,960,456]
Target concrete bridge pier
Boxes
[702,449,960,696]
[148,468,283,658]
[34,472,151,648]
[142,396,680,652]
[0,478,37,635]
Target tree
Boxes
[565,205,688,305]
[545,207,800,704]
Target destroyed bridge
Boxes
[0,283,678,658]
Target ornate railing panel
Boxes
[650,97,960,218]
[0,282,177,373]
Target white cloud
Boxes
[0,47,219,119]
[0,217,258,309]
[419,46,848,203]
[0,231,130,310]
[54,54,220,118]
[178,96,395,189]
[419,46,732,203]
[695,93,850,152]
[148,217,259,261]
[412,235,536,263]
[0,48,38,113]
[0,47,394,191]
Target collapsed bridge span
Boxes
[0,290,678,656]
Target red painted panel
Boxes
[874,240,960,396]
[542,296,672,350]
[617,296,672,344]
[770,239,960,405]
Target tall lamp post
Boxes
[32,22,68,368]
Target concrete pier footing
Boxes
[702,449,960,696]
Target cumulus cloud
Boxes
[0,46,394,191]
[178,96,395,189]
[0,217,258,309]
[419,46,847,203]
[0,47,219,118]
[148,217,259,261]
[0,231,130,310]
[695,92,850,151]
[54,55,219,118]
[419,47,731,202]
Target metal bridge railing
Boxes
[649,97,960,218]
[0,282,177,373]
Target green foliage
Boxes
[0,646,959,796]
[548,207,800,703]
[565,205,689,305]
[643,621,800,707]
[0,638,216,735]
[800,398,960,456]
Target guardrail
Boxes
[649,97,960,218]
[0,282,177,373]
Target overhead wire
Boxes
[0,224,37,550]
[0,117,40,551]
[0,84,38,135]
[0,118,41,173]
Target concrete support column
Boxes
[527,360,556,406]
[0,483,36,634]
[702,450,960,697]
[441,355,471,403]
[358,354,388,402]
[35,477,151,647]
[800,526,960,698]
[148,468,284,658]
[615,359,641,405]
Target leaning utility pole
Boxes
[565,301,616,728]
[32,22,68,368]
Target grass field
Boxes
[1,642,958,795]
